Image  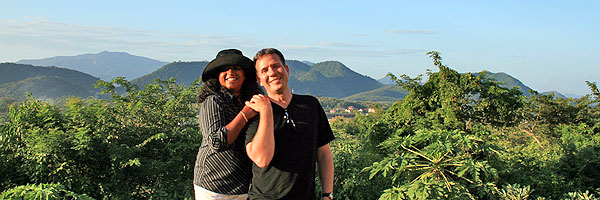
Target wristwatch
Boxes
[322,192,333,200]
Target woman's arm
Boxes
[200,96,256,151]
[224,105,257,144]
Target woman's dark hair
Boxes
[197,72,262,103]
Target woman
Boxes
[193,49,272,200]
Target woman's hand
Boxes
[242,105,258,119]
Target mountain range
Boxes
[2,51,555,102]
[0,63,101,100]
[131,59,382,99]
[17,51,168,81]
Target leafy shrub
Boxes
[0,183,94,200]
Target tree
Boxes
[366,51,523,199]
[385,51,523,134]
[1,77,202,199]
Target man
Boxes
[244,48,335,200]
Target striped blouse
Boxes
[193,93,252,195]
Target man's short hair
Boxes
[253,48,285,65]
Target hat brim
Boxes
[202,54,255,82]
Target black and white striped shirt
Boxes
[193,93,252,195]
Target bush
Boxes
[0,183,94,200]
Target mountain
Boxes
[17,51,168,81]
[343,85,408,103]
[483,72,535,96]
[0,63,101,100]
[301,61,315,66]
[540,91,567,99]
[131,61,208,87]
[131,59,382,99]
[287,60,312,76]
[4,52,560,103]
[289,61,383,98]
[564,93,583,99]
[377,75,396,85]
[360,71,540,102]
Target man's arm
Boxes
[317,144,334,198]
[245,94,274,168]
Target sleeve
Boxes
[315,98,335,147]
[198,96,231,151]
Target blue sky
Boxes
[1,1,598,96]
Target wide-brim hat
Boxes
[202,49,255,82]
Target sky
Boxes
[1,1,598,96]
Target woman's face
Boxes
[218,66,245,94]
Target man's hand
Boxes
[245,94,271,114]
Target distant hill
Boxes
[483,72,535,96]
[301,61,315,66]
[540,91,567,99]
[343,85,408,103]
[4,52,565,103]
[132,60,314,88]
[131,61,208,87]
[288,61,383,98]
[131,59,382,99]
[0,63,101,100]
[18,51,168,81]
[360,71,542,102]
[377,75,396,85]
[564,93,583,99]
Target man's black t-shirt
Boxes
[245,94,335,200]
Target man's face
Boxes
[255,53,289,95]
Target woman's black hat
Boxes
[202,49,254,82]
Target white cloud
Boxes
[0,17,255,61]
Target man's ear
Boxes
[285,64,290,74]
[257,75,263,86]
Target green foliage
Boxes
[385,51,523,133]
[0,97,18,114]
[562,191,599,200]
[3,52,599,199]
[362,51,600,199]
[0,183,94,200]
[557,125,600,195]
[497,184,533,200]
[586,81,599,101]
[1,77,201,199]
[366,129,500,199]
[328,114,391,200]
